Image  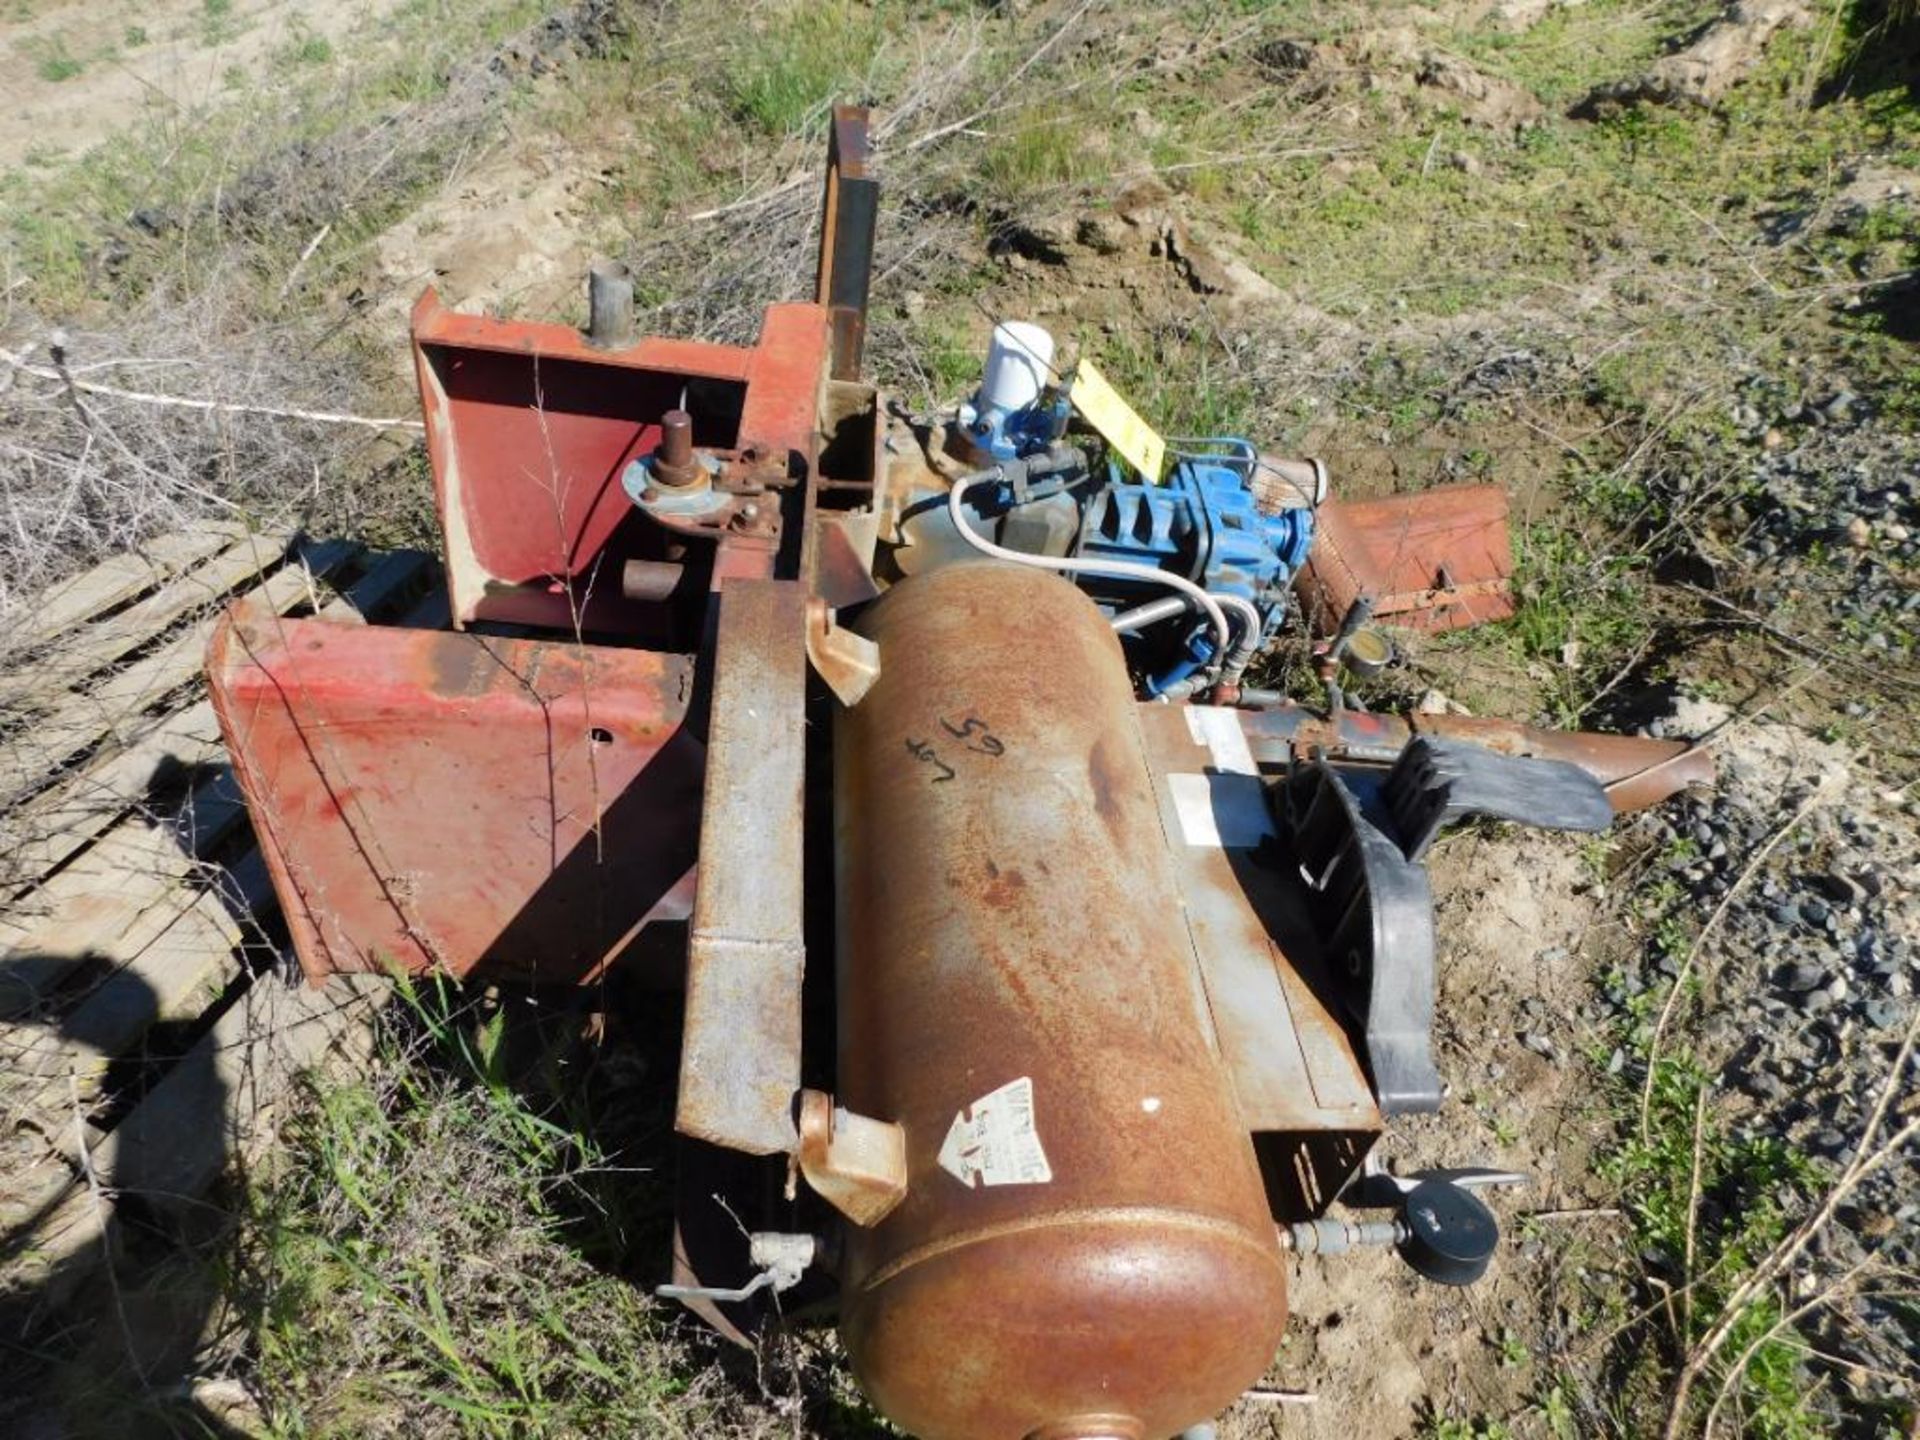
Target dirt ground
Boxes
[0,0,410,169]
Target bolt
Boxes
[660,410,693,468]
[651,409,703,489]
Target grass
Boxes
[29,36,83,81]
[981,106,1102,199]
[725,1,889,138]
[235,980,728,1437]
[2,0,554,315]
[217,974,895,1438]
[278,25,335,69]
[1587,858,1830,1439]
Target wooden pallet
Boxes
[0,529,442,1303]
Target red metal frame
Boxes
[412,291,829,629]
[1299,483,1516,633]
[208,609,703,984]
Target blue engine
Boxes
[949,363,1317,695]
[1075,439,1313,642]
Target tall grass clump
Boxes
[726,1,889,138]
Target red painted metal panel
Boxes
[741,303,831,462]
[207,608,704,984]
[410,292,829,628]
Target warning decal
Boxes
[937,1076,1053,1188]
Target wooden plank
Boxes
[309,547,434,626]
[0,854,276,1239]
[1,550,434,895]
[5,527,244,657]
[0,822,228,1020]
[0,1181,107,1308]
[0,549,435,1035]
[5,891,247,1088]
[0,549,434,1007]
[0,544,436,1302]
[0,530,294,710]
[2,975,389,1302]
[97,974,390,1211]
[23,842,281,1104]
[1,701,225,894]
[0,541,358,807]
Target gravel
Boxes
[1593,711,1920,1393]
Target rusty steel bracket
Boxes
[797,1089,908,1226]
[806,596,881,706]
[676,580,809,1156]
[816,105,877,383]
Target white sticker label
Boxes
[1169,771,1275,848]
[937,1076,1053,1188]
[1183,705,1258,776]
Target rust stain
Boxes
[979,865,1027,911]
[424,633,499,698]
[1087,735,1124,836]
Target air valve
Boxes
[1280,1165,1526,1287]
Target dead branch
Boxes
[3,351,423,432]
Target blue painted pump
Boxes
[1142,630,1217,699]
[962,386,1316,655]
[956,388,1072,463]
[1077,438,1315,645]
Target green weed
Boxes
[279,26,335,68]
[1094,325,1258,438]
[982,108,1098,199]
[1424,1415,1513,1440]
[236,978,728,1435]
[1590,860,1829,1438]
[31,38,84,82]
[726,1,887,138]
[3,0,551,313]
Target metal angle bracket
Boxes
[675,579,810,1156]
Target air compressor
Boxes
[207,107,1712,1440]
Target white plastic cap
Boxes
[978,322,1055,415]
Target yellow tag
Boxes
[1070,359,1167,483]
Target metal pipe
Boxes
[621,558,685,602]
[660,410,693,468]
[586,261,635,348]
[1278,1216,1404,1257]
[653,410,701,489]
[1109,594,1192,634]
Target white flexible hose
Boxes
[946,472,1262,674]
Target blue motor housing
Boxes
[955,389,1072,463]
[1074,439,1314,643]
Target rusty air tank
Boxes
[833,561,1288,1440]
